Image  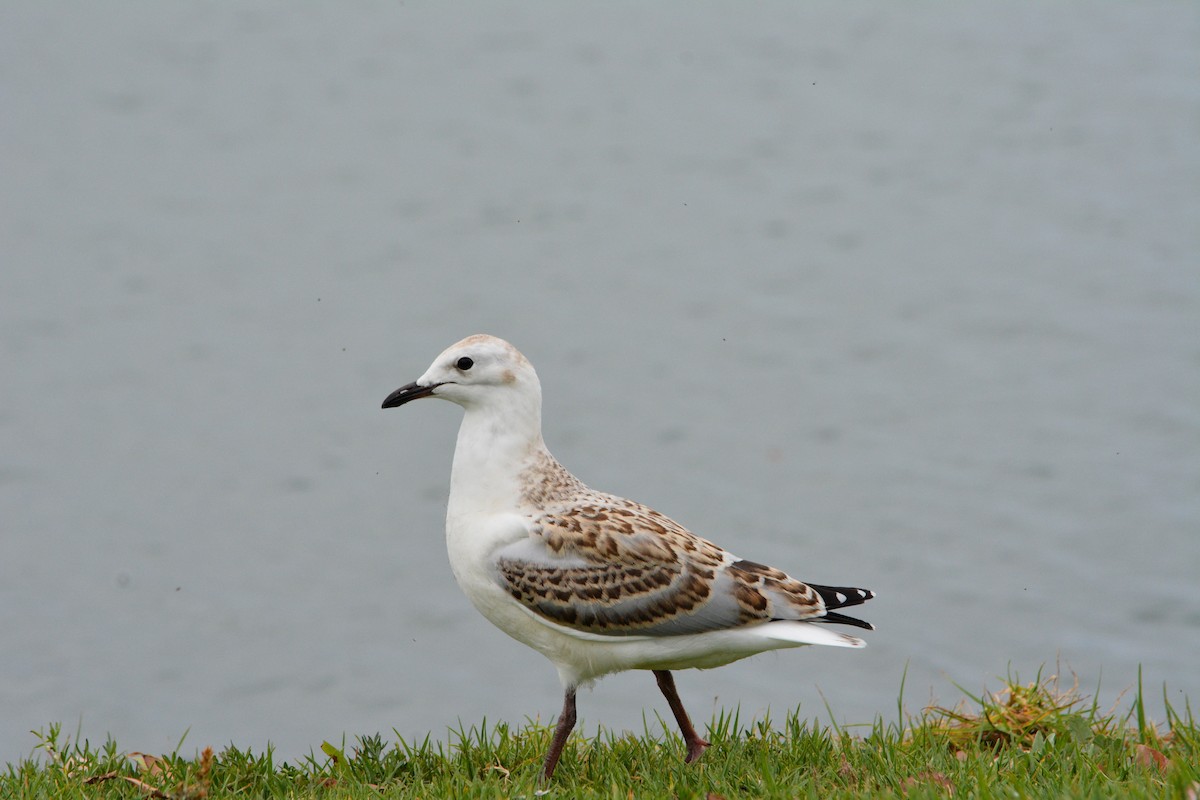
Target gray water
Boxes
[3,3,1198,766]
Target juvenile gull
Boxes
[381,334,874,780]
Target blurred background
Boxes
[2,3,1197,764]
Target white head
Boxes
[381,334,542,414]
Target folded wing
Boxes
[493,496,873,638]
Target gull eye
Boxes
[455,356,474,371]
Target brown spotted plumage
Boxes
[492,452,872,638]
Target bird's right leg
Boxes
[541,686,577,781]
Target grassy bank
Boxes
[4,671,1197,798]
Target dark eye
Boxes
[455,356,474,371]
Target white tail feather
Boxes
[761,620,866,649]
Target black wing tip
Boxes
[817,611,875,631]
[807,583,876,610]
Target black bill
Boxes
[381,381,441,409]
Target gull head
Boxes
[381,334,540,412]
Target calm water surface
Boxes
[2,3,1197,765]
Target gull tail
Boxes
[761,620,867,649]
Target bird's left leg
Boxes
[653,670,710,763]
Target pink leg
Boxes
[541,686,577,781]
[653,670,710,763]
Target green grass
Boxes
[4,670,1197,799]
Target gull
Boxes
[381,334,874,780]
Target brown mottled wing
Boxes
[493,497,839,637]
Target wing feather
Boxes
[493,494,873,637]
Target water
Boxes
[2,3,1197,765]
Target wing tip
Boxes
[808,582,876,610]
[818,610,875,631]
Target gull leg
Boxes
[653,670,710,763]
[541,686,577,781]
